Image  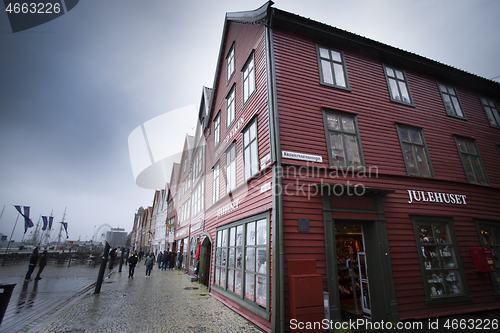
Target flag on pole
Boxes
[14,205,34,234]
[49,216,54,230]
[62,222,69,239]
[42,216,48,231]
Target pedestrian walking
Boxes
[157,251,163,269]
[128,251,138,278]
[162,251,170,270]
[25,247,39,281]
[168,251,176,270]
[144,252,154,277]
[108,247,117,269]
[35,250,48,280]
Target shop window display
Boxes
[413,217,470,303]
[214,214,269,314]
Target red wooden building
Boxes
[168,2,500,332]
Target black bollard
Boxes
[118,247,125,272]
[94,242,110,294]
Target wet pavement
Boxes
[0,263,265,333]
[0,264,101,333]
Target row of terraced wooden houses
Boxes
[130,2,500,332]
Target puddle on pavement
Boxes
[183,287,199,290]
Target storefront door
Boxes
[335,223,371,319]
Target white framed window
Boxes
[383,65,413,105]
[214,213,270,318]
[226,87,235,129]
[242,52,255,105]
[243,119,259,180]
[480,96,500,128]
[226,43,235,83]
[212,162,220,204]
[317,45,349,89]
[437,82,465,119]
[214,112,220,148]
[226,143,236,194]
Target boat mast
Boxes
[58,207,67,246]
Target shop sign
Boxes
[217,199,240,219]
[175,227,188,238]
[261,182,272,193]
[282,151,323,163]
[407,190,467,205]
[191,221,203,232]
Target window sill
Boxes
[212,284,270,320]
[424,294,473,306]
[319,81,351,92]
[390,98,415,107]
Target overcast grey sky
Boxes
[1,0,499,243]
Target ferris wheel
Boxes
[93,224,112,244]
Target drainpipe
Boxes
[265,8,284,333]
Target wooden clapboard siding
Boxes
[272,25,500,321]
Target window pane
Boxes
[389,78,400,100]
[228,248,235,268]
[228,269,234,291]
[222,229,227,247]
[385,67,394,77]
[395,70,404,80]
[246,247,255,272]
[321,60,334,84]
[408,129,422,144]
[345,134,361,168]
[221,248,227,267]
[230,227,236,246]
[235,270,242,295]
[398,80,410,103]
[329,133,346,168]
[333,63,346,87]
[330,50,341,62]
[256,276,266,307]
[341,116,355,133]
[403,143,418,175]
[247,222,255,245]
[398,127,410,142]
[451,97,463,117]
[442,94,454,115]
[438,83,447,93]
[456,138,466,153]
[327,114,340,131]
[236,247,242,268]
[471,156,487,184]
[462,156,477,183]
[415,146,431,177]
[236,226,243,246]
[319,47,329,59]
[215,248,221,266]
[418,225,435,244]
[257,219,267,245]
[245,273,255,301]
[215,267,220,285]
[465,140,477,154]
[257,248,267,273]
[221,268,226,287]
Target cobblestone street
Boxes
[33,264,265,333]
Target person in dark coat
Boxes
[168,251,176,270]
[128,251,138,278]
[108,247,117,269]
[162,251,170,270]
[25,247,39,281]
[35,250,48,280]
[157,251,163,269]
